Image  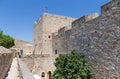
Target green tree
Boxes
[52,50,93,79]
[0,30,14,48]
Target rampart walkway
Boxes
[5,57,34,79]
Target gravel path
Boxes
[6,58,19,79]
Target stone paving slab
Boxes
[18,58,34,79]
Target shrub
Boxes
[52,50,93,79]
[0,30,14,48]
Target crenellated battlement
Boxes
[52,0,120,78]
[53,13,99,38]
[101,0,120,16]
[72,13,99,29]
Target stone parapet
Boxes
[101,0,120,16]
[72,13,98,26]
[0,46,17,79]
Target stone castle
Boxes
[0,0,119,79]
[32,0,120,79]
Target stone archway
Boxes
[47,71,52,79]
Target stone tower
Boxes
[33,13,76,56]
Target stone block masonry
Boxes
[33,13,76,55]
[12,39,33,56]
[52,0,120,79]
[33,0,120,79]
[33,13,76,78]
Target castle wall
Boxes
[52,13,99,55]
[32,13,76,79]
[13,39,33,56]
[53,0,120,78]
[32,56,56,79]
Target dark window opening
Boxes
[41,72,45,77]
[48,35,50,38]
[18,52,21,58]
[55,50,58,54]
[47,71,52,79]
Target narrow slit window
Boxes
[48,35,50,38]
[55,50,58,54]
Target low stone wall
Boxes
[0,47,17,79]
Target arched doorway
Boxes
[41,72,45,77]
[47,71,52,79]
